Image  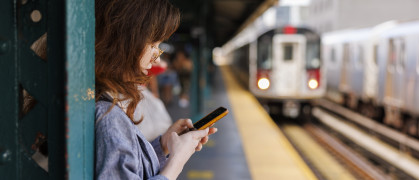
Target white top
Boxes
[104,86,172,141]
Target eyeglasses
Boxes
[151,45,164,63]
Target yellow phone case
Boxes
[193,107,229,130]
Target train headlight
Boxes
[257,78,270,90]
[308,79,319,89]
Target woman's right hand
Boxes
[160,128,209,180]
[166,128,209,166]
[161,119,195,155]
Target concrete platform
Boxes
[166,66,317,180]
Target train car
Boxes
[322,20,419,137]
[322,22,398,119]
[376,20,419,132]
[322,28,371,109]
[227,26,326,118]
[230,44,251,88]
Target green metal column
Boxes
[0,0,19,179]
[48,0,96,178]
[64,0,95,179]
[191,45,201,121]
[191,0,210,121]
[0,0,95,179]
[48,0,67,178]
[199,0,214,105]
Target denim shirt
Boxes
[95,101,168,180]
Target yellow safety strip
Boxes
[220,66,317,180]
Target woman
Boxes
[95,0,217,179]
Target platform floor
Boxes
[166,66,317,180]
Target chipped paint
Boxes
[81,88,95,101]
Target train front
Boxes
[250,26,326,118]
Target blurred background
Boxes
[2,0,419,179]
[154,0,419,179]
[165,0,419,119]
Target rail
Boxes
[312,106,419,179]
[314,98,419,153]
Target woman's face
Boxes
[140,42,162,75]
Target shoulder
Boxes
[95,101,137,140]
[96,101,119,119]
[96,101,128,125]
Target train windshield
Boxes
[306,40,321,69]
[283,43,294,61]
[257,35,273,70]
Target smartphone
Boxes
[193,107,229,130]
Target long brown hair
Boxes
[95,0,180,124]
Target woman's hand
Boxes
[194,126,217,151]
[161,119,194,155]
[160,128,210,180]
[159,119,218,180]
[166,128,209,165]
[161,119,218,154]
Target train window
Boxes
[283,43,293,61]
[257,35,273,70]
[373,45,378,65]
[387,39,396,72]
[343,44,350,67]
[330,48,336,63]
[417,44,419,74]
[397,39,406,72]
[356,45,364,68]
[306,40,321,68]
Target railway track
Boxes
[273,98,419,180]
[303,123,390,180]
[278,121,389,180]
[314,98,419,158]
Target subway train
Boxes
[223,26,326,118]
[322,20,419,137]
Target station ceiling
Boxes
[170,0,278,47]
